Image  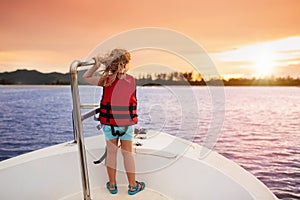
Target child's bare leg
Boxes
[106,138,119,187]
[120,140,136,187]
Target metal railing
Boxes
[70,58,95,200]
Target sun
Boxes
[253,51,275,77]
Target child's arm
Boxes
[83,58,104,86]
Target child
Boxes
[83,48,145,195]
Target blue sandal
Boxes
[106,182,118,194]
[128,181,145,195]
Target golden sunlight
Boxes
[252,50,275,77]
[214,37,300,78]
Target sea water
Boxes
[0,85,299,199]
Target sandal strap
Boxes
[107,182,117,189]
[128,181,143,190]
[128,184,137,190]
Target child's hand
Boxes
[94,55,104,67]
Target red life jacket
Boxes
[99,74,138,126]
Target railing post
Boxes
[70,59,95,200]
[72,110,77,143]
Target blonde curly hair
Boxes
[95,48,131,86]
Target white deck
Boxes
[0,131,278,200]
[62,185,170,200]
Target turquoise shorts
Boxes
[102,125,134,141]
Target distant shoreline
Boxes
[1,84,300,88]
[1,69,300,86]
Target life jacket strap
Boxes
[100,103,137,111]
[100,102,138,122]
[100,113,138,119]
[103,102,110,123]
[110,125,128,137]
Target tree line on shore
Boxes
[136,71,300,86]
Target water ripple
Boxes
[1,86,299,199]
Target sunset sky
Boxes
[1,0,300,78]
